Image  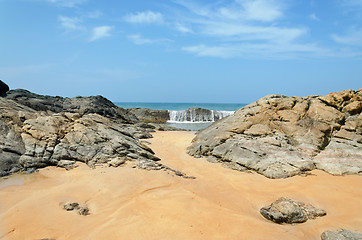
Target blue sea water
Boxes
[114,102,246,111]
[114,102,247,130]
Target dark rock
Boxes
[63,202,89,215]
[321,229,362,240]
[260,197,326,224]
[63,202,80,211]
[188,89,362,178]
[128,108,169,123]
[0,80,9,97]
[5,89,138,123]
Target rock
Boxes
[78,206,90,215]
[108,157,126,167]
[188,89,362,178]
[128,108,169,123]
[321,229,362,240]
[0,80,9,97]
[5,89,138,123]
[63,202,89,215]
[63,202,80,211]
[260,197,326,224]
[0,90,161,176]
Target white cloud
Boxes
[128,34,154,45]
[124,11,164,24]
[58,16,83,31]
[175,0,283,22]
[90,26,113,41]
[182,43,324,59]
[201,22,307,43]
[332,28,362,46]
[175,23,193,33]
[87,11,103,19]
[128,34,172,45]
[309,13,319,21]
[47,0,87,7]
[171,0,332,59]
[235,0,283,22]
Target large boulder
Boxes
[260,197,326,224]
[0,92,160,177]
[321,229,362,240]
[5,89,138,123]
[0,80,9,97]
[188,89,362,178]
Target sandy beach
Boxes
[0,131,361,240]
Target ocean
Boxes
[114,102,247,130]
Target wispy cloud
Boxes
[87,11,103,19]
[332,28,362,46]
[124,11,164,24]
[175,0,283,22]
[182,43,326,59]
[175,23,193,33]
[90,26,113,41]
[128,34,171,45]
[47,0,87,7]
[171,0,323,59]
[58,15,83,31]
[309,13,319,21]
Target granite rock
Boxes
[188,89,362,178]
[321,229,362,240]
[260,197,326,224]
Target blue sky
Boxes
[0,0,361,103]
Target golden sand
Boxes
[0,131,361,240]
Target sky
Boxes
[0,0,361,103]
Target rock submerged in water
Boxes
[321,229,362,240]
[188,89,362,178]
[260,197,326,224]
[128,108,169,123]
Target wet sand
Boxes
[0,131,361,240]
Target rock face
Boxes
[260,197,326,224]
[321,229,362,240]
[0,80,9,97]
[0,90,161,177]
[128,108,169,123]
[6,89,138,123]
[188,89,362,178]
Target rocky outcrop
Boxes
[5,89,138,123]
[0,80,9,97]
[0,90,162,177]
[188,89,362,178]
[260,197,326,224]
[128,108,169,123]
[321,229,362,240]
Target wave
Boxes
[167,108,234,123]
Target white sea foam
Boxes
[167,109,234,123]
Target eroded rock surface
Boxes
[321,229,362,240]
[260,197,326,224]
[0,90,161,177]
[188,89,362,178]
